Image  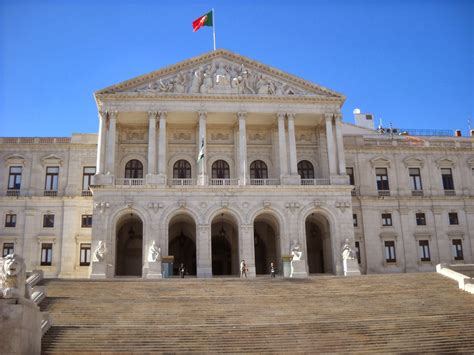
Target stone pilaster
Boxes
[277,112,288,179]
[96,111,107,174]
[196,224,212,277]
[105,111,117,176]
[240,224,256,277]
[157,111,167,184]
[287,113,298,175]
[197,111,208,185]
[238,112,247,185]
[334,114,347,175]
[147,111,157,175]
[325,113,337,177]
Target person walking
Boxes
[240,259,248,278]
[270,262,276,278]
[179,263,185,278]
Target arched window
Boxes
[125,160,143,179]
[250,160,268,179]
[298,160,314,179]
[211,160,230,179]
[173,160,191,179]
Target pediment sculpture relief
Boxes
[133,60,312,96]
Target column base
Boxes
[197,174,208,186]
[281,175,301,185]
[94,174,115,186]
[90,262,107,279]
[197,266,213,278]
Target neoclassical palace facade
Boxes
[1,50,473,278]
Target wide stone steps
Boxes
[41,273,474,353]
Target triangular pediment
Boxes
[95,49,344,102]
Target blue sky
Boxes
[0,0,472,137]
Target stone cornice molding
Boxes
[467,157,474,168]
[5,154,27,166]
[379,232,398,240]
[403,156,425,168]
[370,155,391,168]
[435,157,456,168]
[413,232,432,240]
[41,154,63,167]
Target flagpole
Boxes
[212,8,216,51]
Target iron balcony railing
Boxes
[6,189,20,197]
[44,190,58,197]
[81,190,93,197]
[444,190,456,196]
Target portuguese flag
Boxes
[192,11,213,32]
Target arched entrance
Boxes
[253,214,280,275]
[168,214,196,276]
[116,213,143,276]
[211,212,239,276]
[305,213,332,274]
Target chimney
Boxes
[353,108,375,130]
[455,130,462,137]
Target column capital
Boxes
[108,111,118,120]
[287,112,296,121]
[148,111,158,119]
[324,112,334,121]
[237,111,247,120]
[198,111,207,120]
[158,111,167,119]
[277,112,286,121]
[98,111,107,120]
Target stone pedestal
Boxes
[94,174,114,186]
[197,174,208,186]
[146,261,163,279]
[330,175,350,185]
[90,261,107,279]
[0,298,42,355]
[343,259,361,276]
[282,255,292,278]
[290,260,307,278]
[281,175,301,185]
[146,174,162,185]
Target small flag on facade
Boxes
[192,10,213,32]
[197,138,205,162]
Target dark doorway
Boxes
[168,214,197,276]
[116,213,143,276]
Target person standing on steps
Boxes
[179,263,185,278]
[270,262,276,278]
[240,259,248,278]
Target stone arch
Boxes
[168,154,197,179]
[118,154,147,179]
[247,155,274,177]
[168,211,197,276]
[204,205,244,226]
[208,155,235,179]
[246,206,286,234]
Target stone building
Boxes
[1,49,473,278]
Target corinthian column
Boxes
[238,112,247,185]
[157,111,167,183]
[325,113,337,177]
[197,111,208,185]
[105,111,117,175]
[96,111,107,174]
[147,111,157,175]
[277,112,288,178]
[334,113,346,175]
[287,113,298,176]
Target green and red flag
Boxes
[192,11,213,32]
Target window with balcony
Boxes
[211,160,230,179]
[382,213,392,226]
[2,242,14,257]
[173,160,191,179]
[80,243,91,266]
[419,240,431,262]
[125,160,143,179]
[448,212,459,225]
[250,160,268,179]
[409,168,423,193]
[45,166,59,195]
[452,239,463,261]
[384,241,396,262]
[376,168,389,191]
[8,166,22,194]
[416,213,426,226]
[81,215,92,228]
[441,168,454,191]
[82,167,96,195]
[41,243,53,266]
[43,214,55,228]
[5,214,16,227]
[297,160,314,179]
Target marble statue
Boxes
[342,239,354,260]
[290,240,304,278]
[148,241,161,262]
[174,72,187,93]
[200,64,214,94]
[214,62,230,87]
[189,67,203,93]
[290,239,302,261]
[93,241,106,262]
[0,253,26,299]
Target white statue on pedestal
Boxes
[290,240,303,277]
[0,253,26,299]
[342,239,356,276]
[93,241,106,262]
[148,241,161,263]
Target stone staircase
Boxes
[41,273,474,354]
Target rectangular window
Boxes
[448,212,459,225]
[441,168,454,190]
[355,241,361,264]
[416,213,426,226]
[346,167,355,185]
[409,168,422,191]
[43,214,55,228]
[384,241,396,262]
[82,167,96,191]
[80,243,91,266]
[382,213,392,226]
[5,214,16,227]
[45,167,59,191]
[8,166,22,190]
[81,215,92,228]
[2,243,14,257]
[376,168,389,191]
[452,239,464,261]
[419,240,431,262]
[353,214,358,227]
[41,243,53,266]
